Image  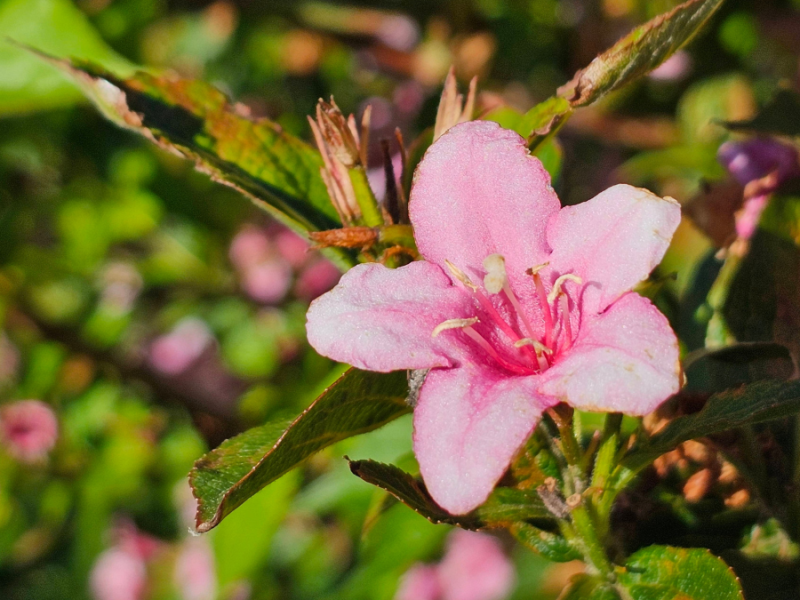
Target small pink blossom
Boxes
[175,538,217,600]
[395,531,514,600]
[307,121,681,514]
[242,259,293,303]
[149,318,213,375]
[295,259,342,301]
[0,400,58,463]
[274,227,311,268]
[229,225,271,271]
[90,548,148,600]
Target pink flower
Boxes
[295,259,341,301]
[0,400,58,463]
[149,318,213,376]
[395,531,514,600]
[307,121,681,514]
[174,538,217,600]
[90,548,148,600]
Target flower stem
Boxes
[349,167,384,227]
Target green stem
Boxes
[349,167,384,227]
[571,502,614,578]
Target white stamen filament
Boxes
[547,274,583,304]
[432,317,479,338]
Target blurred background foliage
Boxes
[0,0,799,598]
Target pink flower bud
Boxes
[274,227,311,269]
[294,259,341,301]
[242,260,293,304]
[437,531,514,600]
[175,538,217,600]
[395,564,442,600]
[90,548,148,600]
[149,318,213,376]
[0,400,58,463]
[229,226,271,271]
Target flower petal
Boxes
[537,292,680,416]
[413,365,551,514]
[306,261,473,372]
[546,184,681,315]
[410,121,560,287]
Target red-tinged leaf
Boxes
[26,50,355,268]
[190,369,409,533]
[559,0,725,107]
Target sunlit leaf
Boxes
[190,369,409,532]
[559,0,725,107]
[29,52,355,267]
[618,545,743,599]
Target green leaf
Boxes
[721,89,800,137]
[510,522,582,563]
[347,459,482,529]
[683,342,794,393]
[189,369,409,533]
[558,0,725,107]
[0,0,131,115]
[560,575,621,600]
[31,53,352,251]
[624,379,800,472]
[348,459,554,530]
[519,96,573,144]
[618,545,743,599]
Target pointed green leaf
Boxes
[683,342,793,392]
[623,379,800,472]
[560,575,621,600]
[30,53,351,248]
[559,0,725,107]
[510,522,582,563]
[721,89,800,137]
[618,545,743,599]
[347,459,553,529]
[189,369,409,532]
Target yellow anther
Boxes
[547,273,583,304]
[445,260,478,291]
[526,262,550,276]
[514,338,553,355]
[482,254,507,294]
[432,317,479,338]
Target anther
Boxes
[431,317,479,338]
[547,274,583,304]
[514,338,551,371]
[482,254,507,294]
[445,260,478,291]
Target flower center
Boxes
[433,255,582,375]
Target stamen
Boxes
[559,295,574,351]
[482,254,507,294]
[445,260,478,291]
[514,338,550,371]
[547,274,583,304]
[528,267,554,346]
[432,317,479,337]
[462,326,532,375]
